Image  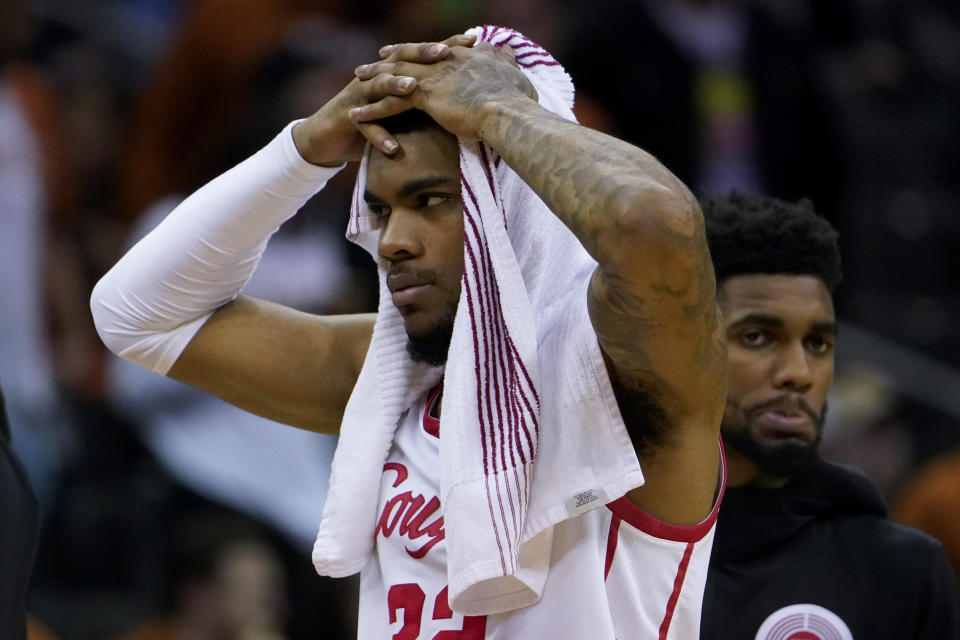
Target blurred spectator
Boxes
[109,508,290,640]
[817,0,960,365]
[0,386,41,640]
[0,0,91,507]
[560,0,850,224]
[820,365,913,497]
[893,447,960,586]
[117,0,352,221]
[27,617,59,640]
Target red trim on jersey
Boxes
[606,439,727,543]
[658,541,695,639]
[604,514,622,580]
[423,384,443,439]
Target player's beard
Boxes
[723,401,828,480]
[406,311,456,366]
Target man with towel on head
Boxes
[92,26,726,639]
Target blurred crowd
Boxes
[2,0,958,638]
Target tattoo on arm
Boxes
[483,98,726,426]
[490,110,688,257]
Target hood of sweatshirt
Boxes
[711,456,888,562]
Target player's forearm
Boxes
[478,98,701,271]
[90,122,342,374]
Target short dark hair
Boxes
[701,190,842,293]
[377,109,441,135]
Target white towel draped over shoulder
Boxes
[312,25,644,616]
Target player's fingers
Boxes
[441,32,477,49]
[377,41,447,63]
[356,70,416,97]
[354,121,400,155]
[356,59,424,86]
[355,61,395,82]
[376,33,476,62]
[349,95,412,124]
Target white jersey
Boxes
[358,387,723,640]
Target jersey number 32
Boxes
[389,583,487,639]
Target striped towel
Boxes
[313,26,644,616]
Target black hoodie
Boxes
[701,457,960,639]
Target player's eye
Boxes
[804,334,833,355]
[417,193,456,208]
[739,329,769,348]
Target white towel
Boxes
[312,25,645,616]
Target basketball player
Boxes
[698,190,959,639]
[92,32,726,638]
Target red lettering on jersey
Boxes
[378,463,446,559]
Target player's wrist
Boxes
[280,121,346,184]
[292,117,347,168]
[476,97,545,147]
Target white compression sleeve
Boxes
[91,120,344,375]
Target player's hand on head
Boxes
[347,33,481,145]
[291,71,419,164]
[350,35,538,142]
[292,34,479,162]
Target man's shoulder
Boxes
[830,511,949,570]
[864,516,949,555]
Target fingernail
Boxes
[349,107,363,118]
[355,64,369,75]
[379,44,395,57]
[383,139,398,152]
[397,77,415,91]
[430,43,447,56]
